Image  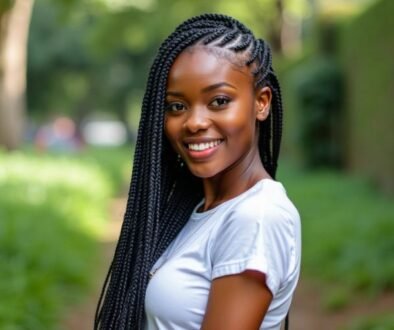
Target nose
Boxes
[183,106,210,133]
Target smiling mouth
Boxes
[186,139,223,151]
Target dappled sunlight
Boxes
[0,151,111,238]
[0,148,128,328]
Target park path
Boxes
[62,198,394,330]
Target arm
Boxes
[202,270,273,330]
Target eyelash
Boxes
[165,102,185,112]
[165,96,232,112]
[210,96,231,107]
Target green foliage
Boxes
[279,0,394,193]
[322,286,351,311]
[279,164,394,305]
[27,0,93,118]
[22,145,132,194]
[344,313,394,330]
[26,0,303,130]
[67,146,132,194]
[288,56,344,168]
[0,0,13,14]
[338,0,394,193]
[0,151,111,329]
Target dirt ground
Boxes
[62,198,394,330]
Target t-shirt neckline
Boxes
[190,178,278,221]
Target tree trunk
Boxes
[0,0,34,150]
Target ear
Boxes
[255,86,272,122]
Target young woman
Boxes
[95,14,301,330]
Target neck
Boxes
[200,147,271,212]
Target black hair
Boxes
[95,13,283,329]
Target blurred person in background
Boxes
[95,14,301,330]
[34,116,83,152]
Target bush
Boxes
[289,57,344,168]
[279,165,394,306]
[0,151,111,329]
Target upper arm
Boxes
[203,202,299,329]
[201,270,273,330]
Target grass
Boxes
[278,163,394,309]
[0,148,115,329]
[344,313,394,330]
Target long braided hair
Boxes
[95,13,284,329]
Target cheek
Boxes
[221,107,256,138]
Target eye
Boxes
[165,102,186,112]
[210,96,231,108]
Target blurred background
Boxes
[0,0,393,329]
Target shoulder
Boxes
[211,179,301,253]
[210,180,301,293]
[226,179,300,231]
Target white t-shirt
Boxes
[145,178,301,330]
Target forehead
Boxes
[167,47,253,90]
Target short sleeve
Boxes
[211,205,297,296]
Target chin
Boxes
[187,165,221,179]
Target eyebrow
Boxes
[166,82,237,97]
[202,82,237,93]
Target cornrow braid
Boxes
[95,13,284,329]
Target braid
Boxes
[95,13,284,329]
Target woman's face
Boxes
[164,47,271,179]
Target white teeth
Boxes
[188,140,222,151]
